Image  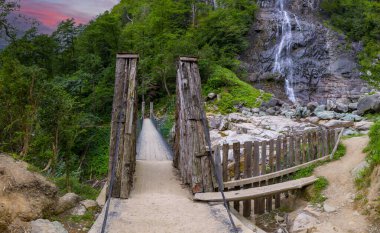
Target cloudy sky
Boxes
[19,0,119,32]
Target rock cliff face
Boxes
[241,0,367,104]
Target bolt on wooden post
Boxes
[174,57,214,193]
[108,53,139,199]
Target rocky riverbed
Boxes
[207,92,380,151]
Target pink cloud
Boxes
[20,3,88,28]
[18,0,117,31]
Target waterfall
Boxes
[272,0,298,103]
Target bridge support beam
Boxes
[108,53,139,199]
[150,102,153,119]
[174,57,214,193]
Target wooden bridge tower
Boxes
[108,54,139,199]
[174,57,214,193]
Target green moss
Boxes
[203,65,271,114]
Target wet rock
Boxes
[357,94,380,115]
[266,107,276,115]
[322,120,354,128]
[31,219,67,233]
[316,111,335,120]
[55,193,81,214]
[349,102,358,111]
[307,102,319,112]
[296,106,311,118]
[242,110,253,117]
[305,116,319,124]
[218,118,229,131]
[326,100,337,111]
[252,108,260,114]
[343,128,358,136]
[314,105,326,113]
[340,114,363,122]
[336,102,349,113]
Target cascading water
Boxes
[272,0,300,103]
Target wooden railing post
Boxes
[108,53,139,199]
[150,102,153,118]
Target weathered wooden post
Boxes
[108,53,139,199]
[174,57,214,193]
[150,102,153,118]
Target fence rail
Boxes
[212,128,342,217]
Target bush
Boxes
[54,177,100,200]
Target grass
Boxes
[53,177,101,200]
[203,65,271,114]
[50,209,98,230]
[333,143,347,160]
[289,143,347,204]
[308,177,329,204]
[290,143,346,180]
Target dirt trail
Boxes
[313,136,370,233]
[90,119,247,233]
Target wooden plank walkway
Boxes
[194,176,318,202]
[90,119,254,233]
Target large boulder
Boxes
[0,154,58,231]
[340,114,363,122]
[307,102,319,112]
[291,212,319,232]
[322,120,354,129]
[357,94,380,115]
[335,102,349,113]
[316,111,335,120]
[354,121,374,131]
[31,219,67,233]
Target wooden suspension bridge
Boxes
[89,54,344,233]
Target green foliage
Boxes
[365,121,380,166]
[204,65,271,113]
[356,121,380,191]
[0,0,262,191]
[54,177,100,200]
[321,0,380,87]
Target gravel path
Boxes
[90,119,242,233]
[312,136,371,233]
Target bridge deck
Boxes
[90,119,251,233]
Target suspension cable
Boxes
[200,112,239,233]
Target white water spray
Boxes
[272,0,299,103]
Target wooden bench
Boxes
[194,176,318,202]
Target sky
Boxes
[19,0,120,33]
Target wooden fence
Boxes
[213,128,343,217]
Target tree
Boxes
[0,0,19,41]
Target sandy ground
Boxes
[90,119,243,233]
[312,136,371,233]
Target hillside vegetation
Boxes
[321,0,380,87]
[0,0,263,189]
